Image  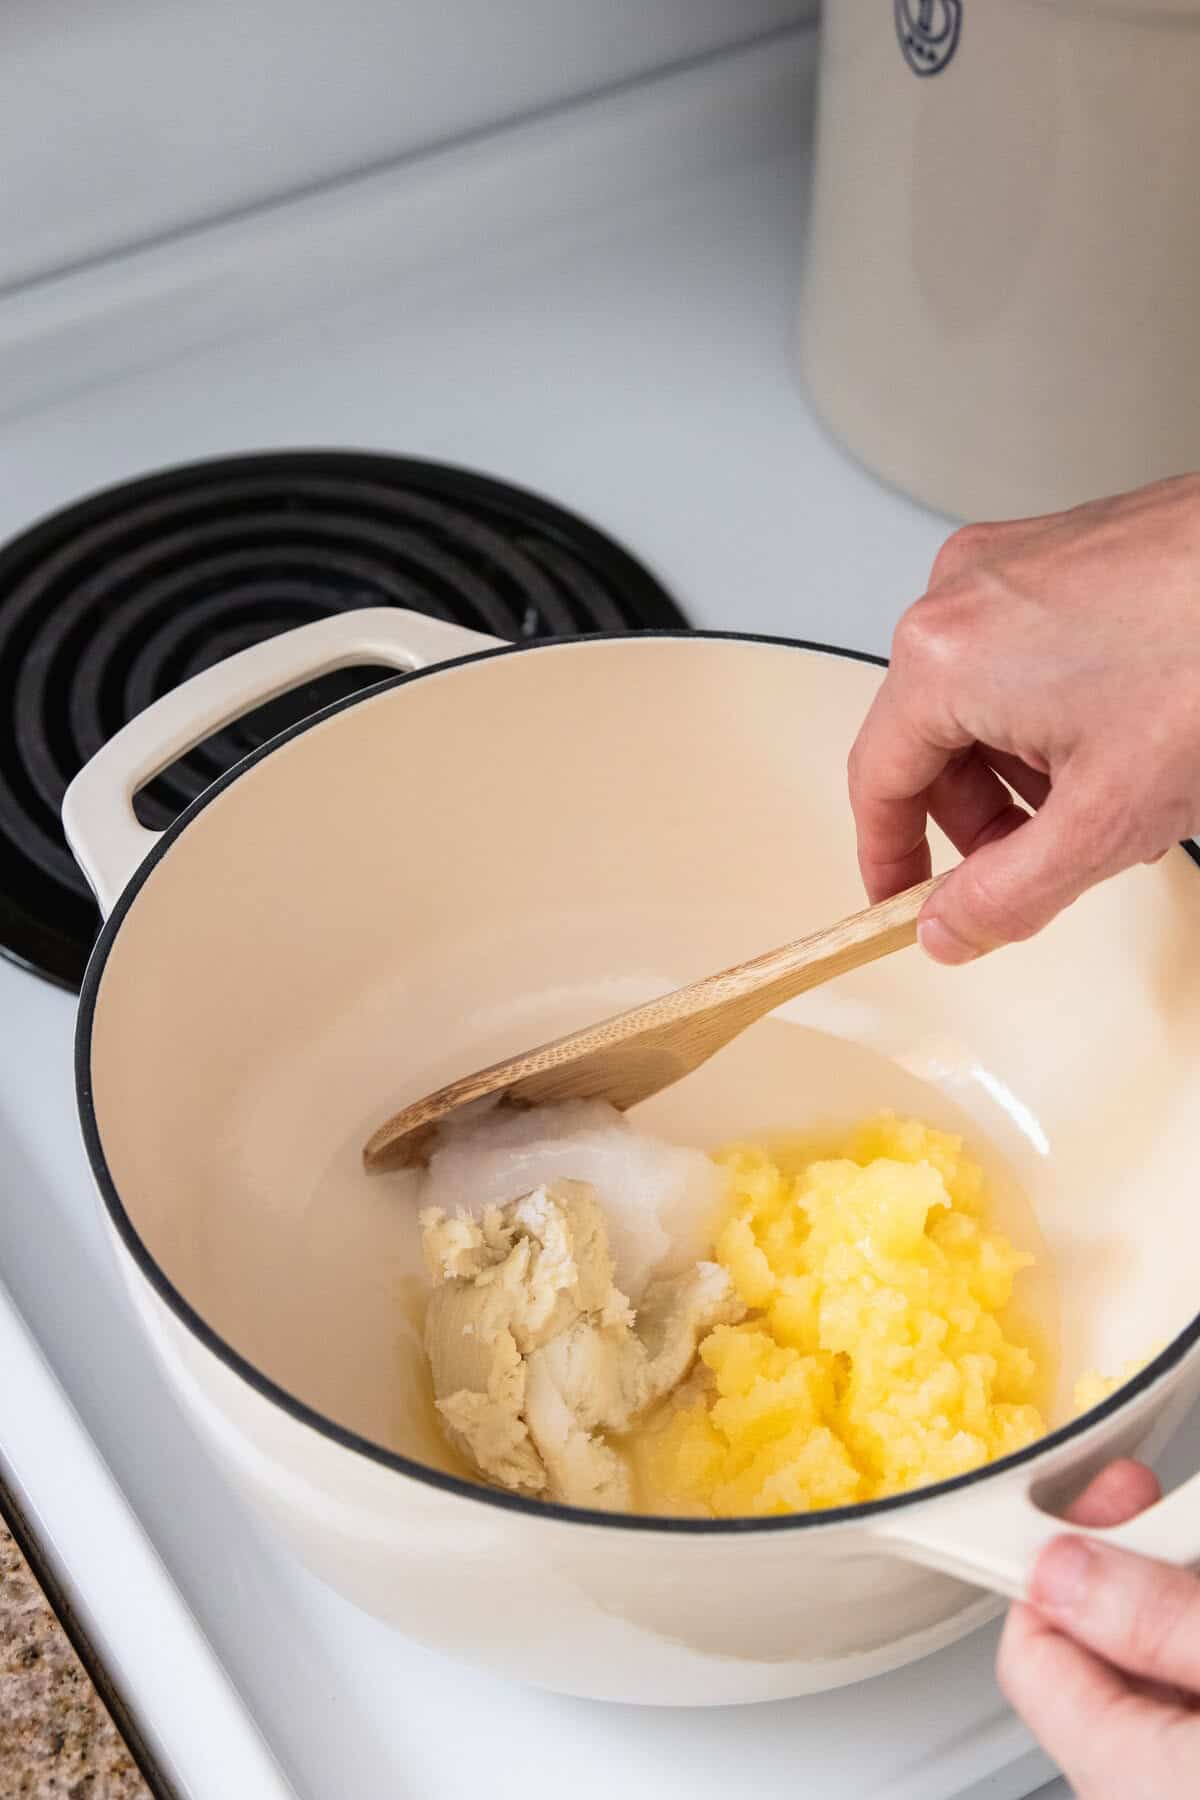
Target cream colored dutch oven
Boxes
[65,607,1200,1705]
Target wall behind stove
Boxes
[0,0,815,293]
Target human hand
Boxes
[847,474,1200,962]
[998,1458,1200,1799]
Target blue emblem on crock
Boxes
[895,0,962,76]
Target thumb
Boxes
[918,783,1114,963]
[1030,1534,1200,1693]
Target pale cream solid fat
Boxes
[419,1100,723,1303]
[421,1178,741,1509]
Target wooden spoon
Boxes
[363,876,941,1172]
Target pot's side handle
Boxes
[872,1464,1200,1601]
[63,607,501,917]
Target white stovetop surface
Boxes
[0,41,1080,1800]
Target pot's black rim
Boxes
[75,630,1200,1535]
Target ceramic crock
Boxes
[64,607,1200,1705]
[800,1,1200,520]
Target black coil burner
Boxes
[0,450,687,991]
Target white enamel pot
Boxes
[66,607,1200,1705]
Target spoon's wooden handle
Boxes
[699,874,944,1028]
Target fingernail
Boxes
[917,917,981,966]
[1033,1536,1095,1618]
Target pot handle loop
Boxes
[873,1463,1200,1601]
[63,607,501,917]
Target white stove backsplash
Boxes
[0,0,814,293]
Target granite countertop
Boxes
[1,1522,150,1799]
